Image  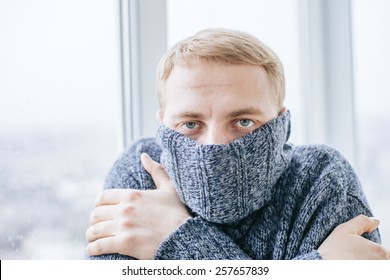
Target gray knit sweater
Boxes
[90,112,380,260]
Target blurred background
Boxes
[0,0,389,259]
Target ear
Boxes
[278,106,286,115]
[156,109,163,123]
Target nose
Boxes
[201,127,233,145]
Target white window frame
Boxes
[299,0,356,165]
[119,0,167,147]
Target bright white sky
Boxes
[0,0,122,129]
[352,0,390,119]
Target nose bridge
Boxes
[205,124,229,145]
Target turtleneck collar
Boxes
[157,111,293,224]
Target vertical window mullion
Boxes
[299,0,356,165]
[119,0,167,147]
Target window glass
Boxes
[0,0,122,259]
[352,0,390,248]
[167,0,304,144]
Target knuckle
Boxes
[126,190,142,201]
[119,204,135,216]
[118,218,133,229]
[357,214,369,222]
[333,223,344,232]
[121,232,135,245]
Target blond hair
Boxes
[156,28,285,110]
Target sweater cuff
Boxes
[154,216,250,260]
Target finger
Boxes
[140,153,172,190]
[95,189,130,206]
[366,241,390,260]
[85,220,115,242]
[89,205,116,224]
[86,236,119,256]
[338,214,380,235]
[386,248,390,260]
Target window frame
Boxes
[298,0,356,165]
[119,0,167,147]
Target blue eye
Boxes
[185,122,197,129]
[238,119,252,127]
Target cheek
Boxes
[230,122,265,141]
[229,129,252,142]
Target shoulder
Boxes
[292,144,348,167]
[121,137,162,163]
[290,144,354,179]
[286,144,362,197]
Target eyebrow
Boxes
[172,112,206,120]
[226,108,265,118]
[172,108,265,120]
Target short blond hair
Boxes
[156,28,285,110]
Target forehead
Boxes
[162,61,278,118]
[165,61,269,90]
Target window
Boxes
[0,0,122,259]
[352,0,390,248]
[1,0,388,259]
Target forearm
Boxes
[155,217,251,260]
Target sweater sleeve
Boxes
[154,217,251,259]
[103,138,161,191]
[154,217,323,260]
[283,145,380,260]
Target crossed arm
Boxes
[85,153,390,260]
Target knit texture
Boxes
[157,111,292,223]
[90,114,380,260]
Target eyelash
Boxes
[179,121,202,131]
[234,119,254,128]
[179,119,255,131]
[184,122,199,129]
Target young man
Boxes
[86,28,389,260]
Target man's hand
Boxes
[85,153,191,259]
[318,214,390,259]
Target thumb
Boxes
[140,153,174,191]
[338,214,380,235]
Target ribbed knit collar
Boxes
[157,111,293,224]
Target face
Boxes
[159,61,283,145]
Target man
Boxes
[86,28,389,260]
